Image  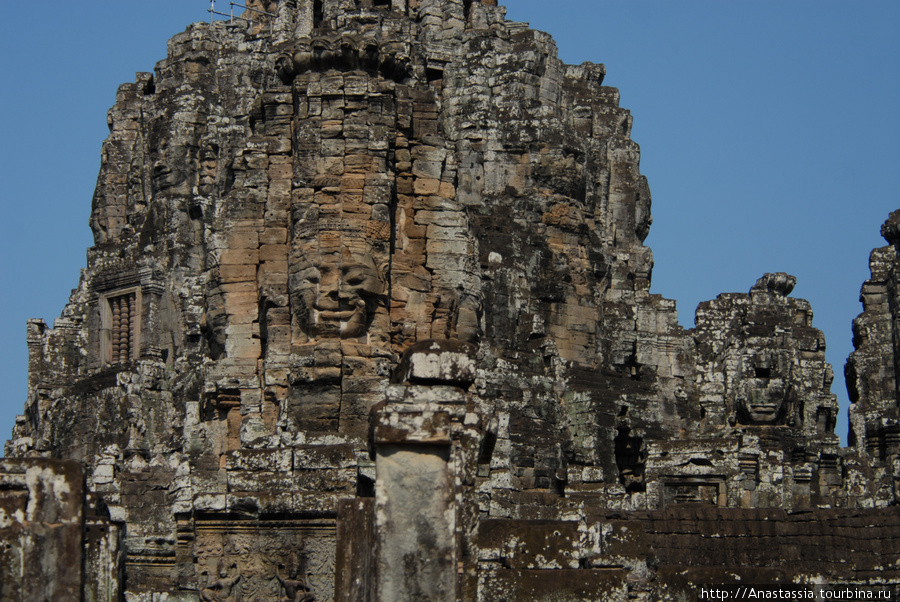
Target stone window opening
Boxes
[313,0,324,27]
[816,407,831,436]
[101,288,141,365]
[142,76,156,96]
[614,427,646,493]
[476,429,497,478]
[426,67,444,92]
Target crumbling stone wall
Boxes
[0,459,122,601]
[5,1,900,600]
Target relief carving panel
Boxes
[193,519,335,601]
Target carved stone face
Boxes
[735,353,790,425]
[291,250,386,339]
[149,136,193,195]
[737,382,787,424]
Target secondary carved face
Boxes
[291,250,386,339]
[737,383,787,425]
[149,136,193,195]
[735,353,791,425]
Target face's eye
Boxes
[298,267,320,284]
[342,266,371,287]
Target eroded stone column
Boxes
[0,459,85,600]
[372,340,480,601]
[376,440,455,600]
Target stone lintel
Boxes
[393,338,477,388]
[374,407,452,444]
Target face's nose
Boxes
[315,267,340,309]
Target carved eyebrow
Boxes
[341,264,371,275]
[342,263,364,270]
[296,266,321,279]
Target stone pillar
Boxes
[335,498,376,601]
[372,340,480,602]
[83,514,124,602]
[0,459,86,600]
[294,0,314,36]
[26,318,47,391]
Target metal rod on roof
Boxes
[209,9,254,23]
[231,2,278,18]
[208,2,274,33]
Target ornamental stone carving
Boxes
[6,1,900,599]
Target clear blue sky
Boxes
[1,1,898,452]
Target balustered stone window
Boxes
[100,288,141,365]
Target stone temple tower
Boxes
[4,1,900,600]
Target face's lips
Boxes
[314,309,357,321]
[749,405,779,419]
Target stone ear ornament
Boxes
[751,272,796,297]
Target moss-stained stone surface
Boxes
[5,1,900,599]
